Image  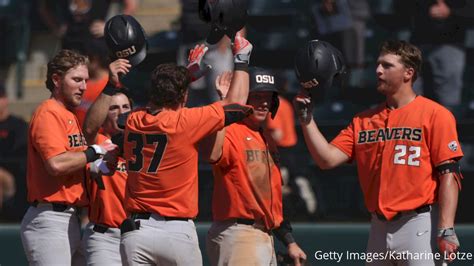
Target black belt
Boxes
[376,205,432,221]
[93,224,109,233]
[32,201,71,212]
[235,218,255,225]
[131,212,191,221]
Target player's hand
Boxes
[437,227,460,263]
[293,89,313,125]
[232,34,252,65]
[215,71,233,100]
[287,243,307,266]
[430,0,451,19]
[103,147,119,176]
[187,44,212,82]
[109,59,132,86]
[90,19,106,38]
[92,141,118,157]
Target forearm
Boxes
[300,119,338,169]
[45,151,88,177]
[222,70,249,105]
[198,128,226,163]
[83,93,113,144]
[438,173,459,229]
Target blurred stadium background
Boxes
[1,0,474,265]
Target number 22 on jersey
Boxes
[393,144,421,166]
[127,133,168,173]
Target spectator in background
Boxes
[0,84,28,221]
[398,0,474,110]
[266,72,317,219]
[310,0,370,94]
[38,0,137,54]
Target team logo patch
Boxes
[448,141,458,152]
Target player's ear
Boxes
[52,73,62,91]
[404,67,415,82]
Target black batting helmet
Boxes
[199,0,248,44]
[104,15,147,66]
[249,67,279,119]
[294,40,346,90]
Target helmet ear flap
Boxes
[270,92,280,119]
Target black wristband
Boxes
[234,63,249,72]
[273,220,296,246]
[84,146,99,163]
[281,233,296,246]
[102,85,116,96]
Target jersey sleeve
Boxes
[214,130,237,168]
[429,108,463,165]
[181,102,225,143]
[30,109,69,161]
[330,120,356,160]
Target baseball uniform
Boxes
[83,133,127,266]
[207,122,283,266]
[21,99,88,265]
[120,102,226,266]
[331,96,463,265]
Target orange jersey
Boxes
[266,96,297,147]
[27,99,88,206]
[123,102,225,218]
[74,75,109,127]
[212,122,283,230]
[331,96,463,220]
[87,134,127,228]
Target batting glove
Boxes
[232,34,252,68]
[90,158,111,175]
[187,44,212,82]
[85,142,118,163]
[437,227,460,262]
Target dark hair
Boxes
[149,63,191,108]
[380,40,422,81]
[115,87,134,109]
[45,49,89,91]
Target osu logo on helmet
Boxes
[115,46,137,58]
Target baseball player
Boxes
[294,39,463,265]
[120,35,253,266]
[205,68,307,266]
[80,58,133,265]
[20,49,117,265]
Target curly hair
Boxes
[45,49,89,92]
[149,63,191,108]
[380,40,422,82]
